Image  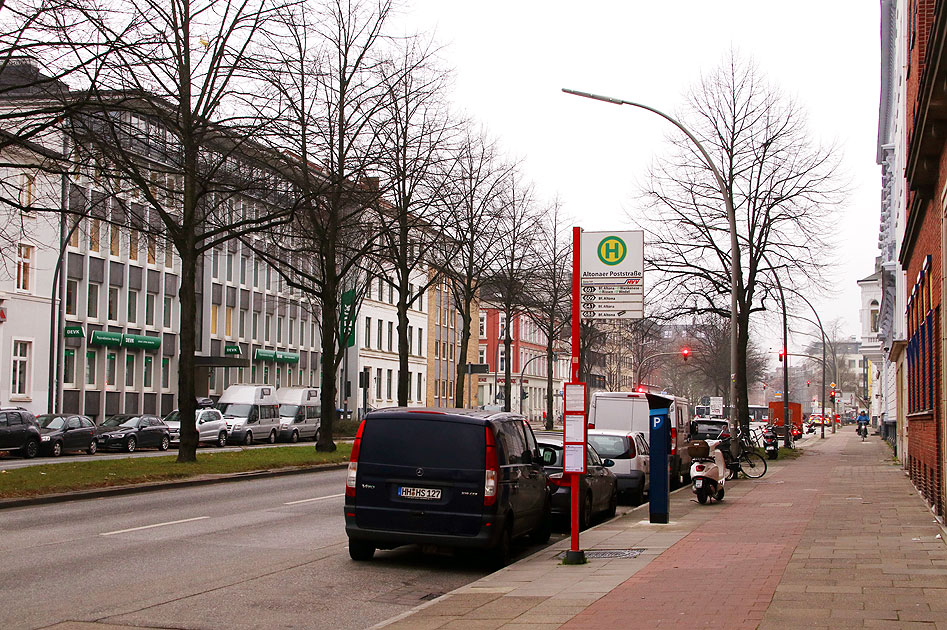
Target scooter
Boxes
[763,426,779,460]
[687,440,726,504]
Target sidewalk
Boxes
[373,429,947,630]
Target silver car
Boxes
[163,408,229,448]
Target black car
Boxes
[0,407,42,458]
[536,435,618,530]
[96,414,171,452]
[36,414,98,456]
[344,408,552,567]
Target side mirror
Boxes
[602,458,615,468]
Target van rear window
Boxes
[359,418,484,469]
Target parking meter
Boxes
[649,407,670,524]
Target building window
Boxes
[253,313,259,340]
[210,304,219,335]
[479,347,486,363]
[106,352,117,387]
[434,342,439,359]
[226,253,233,282]
[299,320,305,345]
[65,279,78,316]
[129,230,139,261]
[85,350,97,386]
[289,318,294,344]
[89,218,100,252]
[11,340,31,397]
[68,217,80,248]
[147,236,156,264]
[240,256,247,285]
[265,314,271,342]
[365,318,371,349]
[479,314,486,337]
[239,310,247,338]
[212,249,220,279]
[110,225,120,256]
[143,355,153,389]
[127,290,138,324]
[146,293,155,326]
[376,368,382,399]
[162,357,170,389]
[386,369,392,399]
[163,296,172,327]
[417,375,422,402]
[418,327,423,356]
[387,322,393,352]
[63,349,76,386]
[15,244,33,292]
[377,320,382,349]
[407,326,413,354]
[87,283,100,319]
[870,300,879,333]
[107,286,119,321]
[164,240,173,268]
[125,354,136,387]
[226,307,233,337]
[277,316,283,343]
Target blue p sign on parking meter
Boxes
[649,408,670,524]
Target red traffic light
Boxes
[681,347,691,361]
[806,380,810,386]
[777,349,785,362]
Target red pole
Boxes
[570,227,581,553]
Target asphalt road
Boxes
[0,468,561,630]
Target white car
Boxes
[163,407,229,448]
[587,429,651,505]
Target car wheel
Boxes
[159,435,170,451]
[290,430,299,443]
[244,432,253,446]
[51,441,63,457]
[605,487,618,518]
[217,432,227,448]
[348,539,375,561]
[87,439,97,455]
[23,438,39,459]
[580,494,592,530]
[491,525,512,569]
[268,430,276,444]
[125,437,137,453]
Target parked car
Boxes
[218,385,280,445]
[276,387,321,442]
[96,414,171,452]
[587,429,650,505]
[163,407,228,448]
[0,407,42,458]
[344,408,552,567]
[536,434,618,529]
[35,413,98,456]
[690,418,730,441]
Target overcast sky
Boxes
[401,1,880,349]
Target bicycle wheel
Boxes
[739,451,767,479]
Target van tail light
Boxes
[547,472,570,488]
[627,434,637,459]
[484,426,499,506]
[345,420,366,498]
[670,427,677,456]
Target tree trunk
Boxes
[176,231,199,462]
[454,304,472,407]
[318,269,339,453]
[396,282,409,407]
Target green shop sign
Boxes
[275,351,299,364]
[254,349,276,361]
[89,330,123,347]
[64,325,84,338]
[122,334,161,350]
[225,344,242,356]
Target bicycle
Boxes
[716,430,767,479]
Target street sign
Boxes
[709,397,724,416]
[579,231,645,320]
[466,363,489,374]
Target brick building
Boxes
[901,0,945,516]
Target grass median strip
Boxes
[0,445,352,499]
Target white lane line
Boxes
[284,493,344,505]
[100,516,209,536]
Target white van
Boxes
[217,385,280,445]
[276,387,321,442]
[588,391,693,485]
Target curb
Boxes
[0,462,348,510]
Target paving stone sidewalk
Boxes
[374,429,947,630]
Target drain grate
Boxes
[556,548,644,560]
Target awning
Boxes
[275,351,299,364]
[122,333,161,350]
[254,349,276,361]
[89,330,122,347]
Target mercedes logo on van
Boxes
[416,468,424,477]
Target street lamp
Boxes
[761,252,791,449]
[563,88,741,455]
[785,297,832,437]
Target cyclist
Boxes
[856,410,869,440]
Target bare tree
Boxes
[10,0,294,462]
[444,127,512,406]
[522,200,571,428]
[639,53,843,432]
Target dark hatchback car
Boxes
[344,408,552,567]
[536,435,618,530]
[0,407,42,458]
[96,414,171,452]
[36,414,98,456]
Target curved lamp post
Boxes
[563,89,741,453]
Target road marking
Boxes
[284,493,344,505]
[101,516,209,536]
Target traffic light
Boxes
[777,349,785,362]
[829,389,836,402]
[806,380,810,387]
[762,383,767,390]
[520,390,528,400]
[681,347,691,362]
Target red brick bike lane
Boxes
[560,439,843,630]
